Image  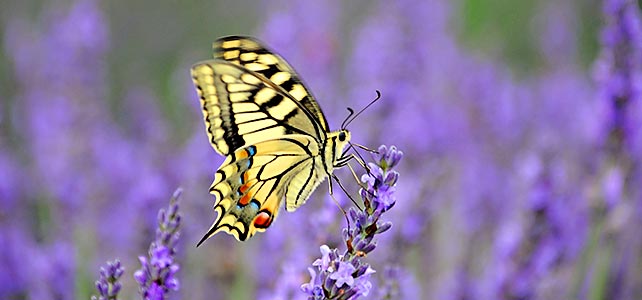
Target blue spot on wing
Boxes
[247,146,257,156]
[249,200,260,211]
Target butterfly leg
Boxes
[335,153,362,168]
[339,159,378,201]
[334,152,375,198]
[331,174,364,211]
[345,162,363,184]
[337,145,373,176]
[327,173,334,195]
[351,142,378,153]
[326,179,354,241]
[336,152,371,178]
[327,180,349,217]
[327,174,355,211]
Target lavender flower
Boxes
[301,145,403,299]
[594,0,642,156]
[578,1,642,298]
[134,188,182,300]
[497,163,564,299]
[91,260,124,300]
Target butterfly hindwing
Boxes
[191,61,324,155]
[197,135,321,243]
[213,36,330,132]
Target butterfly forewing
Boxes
[191,61,323,155]
[213,36,330,133]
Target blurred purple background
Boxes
[1,0,641,299]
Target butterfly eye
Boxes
[338,132,346,142]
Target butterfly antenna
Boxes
[343,90,382,129]
[341,108,355,130]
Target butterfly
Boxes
[191,36,352,243]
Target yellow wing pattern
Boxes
[212,36,330,132]
[198,135,322,243]
[192,36,351,243]
[191,61,324,155]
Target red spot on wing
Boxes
[239,182,251,194]
[239,191,252,206]
[253,211,273,228]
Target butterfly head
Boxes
[338,130,350,143]
[329,129,351,163]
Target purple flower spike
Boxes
[91,259,124,300]
[134,188,182,300]
[302,145,402,299]
[376,145,403,169]
[595,0,642,155]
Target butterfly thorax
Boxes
[324,130,351,172]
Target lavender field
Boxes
[1,0,641,299]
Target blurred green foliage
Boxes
[459,0,601,73]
